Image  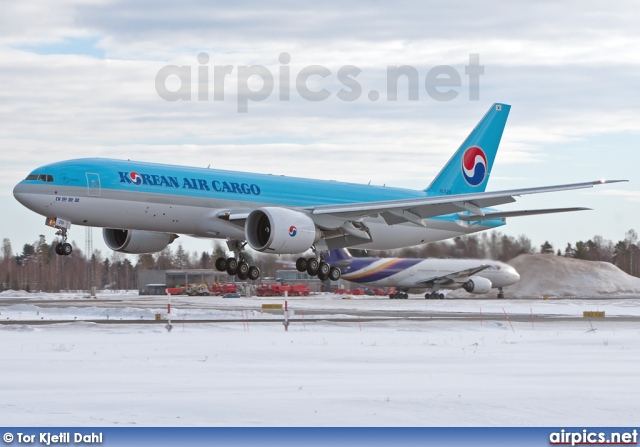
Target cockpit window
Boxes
[25,174,54,182]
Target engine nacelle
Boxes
[103,229,178,254]
[462,276,492,294]
[245,207,320,254]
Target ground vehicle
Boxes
[210,284,238,296]
[166,284,210,296]
[255,283,310,297]
[289,284,310,296]
[166,287,183,295]
[185,284,210,296]
[256,284,290,296]
[255,285,270,297]
[223,293,241,298]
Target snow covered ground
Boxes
[1,292,639,427]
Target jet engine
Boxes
[462,276,492,294]
[245,207,320,254]
[103,229,178,254]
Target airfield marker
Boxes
[284,301,289,332]
[531,308,534,330]
[502,307,515,333]
[242,310,249,332]
[166,292,172,332]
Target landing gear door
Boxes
[86,173,101,196]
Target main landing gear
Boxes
[214,241,260,281]
[389,291,409,299]
[294,253,341,281]
[425,291,445,299]
[54,228,73,256]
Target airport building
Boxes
[138,268,345,295]
[138,269,229,295]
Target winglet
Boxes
[595,179,628,184]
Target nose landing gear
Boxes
[54,228,73,256]
[45,217,73,256]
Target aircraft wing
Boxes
[415,265,491,287]
[455,207,591,221]
[307,180,626,226]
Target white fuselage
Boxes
[340,257,520,291]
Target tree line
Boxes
[1,229,639,292]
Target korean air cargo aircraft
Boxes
[326,248,520,299]
[13,103,624,282]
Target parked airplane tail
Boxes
[325,248,353,264]
[425,103,510,196]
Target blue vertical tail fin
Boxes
[426,103,510,196]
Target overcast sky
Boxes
[1,0,639,258]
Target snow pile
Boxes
[0,290,32,298]
[506,254,640,298]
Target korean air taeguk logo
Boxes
[461,146,487,186]
[289,226,297,237]
[129,172,143,185]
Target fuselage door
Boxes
[86,173,101,196]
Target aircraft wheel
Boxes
[318,262,330,277]
[498,292,505,299]
[226,258,238,275]
[296,257,308,272]
[55,243,63,256]
[329,267,341,281]
[215,257,227,271]
[403,293,409,299]
[307,258,319,276]
[61,243,73,256]
[237,271,248,281]
[238,262,250,276]
[248,266,260,281]
[439,293,444,299]
[318,271,329,281]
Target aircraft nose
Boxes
[508,267,521,283]
[12,181,40,212]
[13,182,28,205]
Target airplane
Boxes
[326,248,520,299]
[13,103,625,282]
